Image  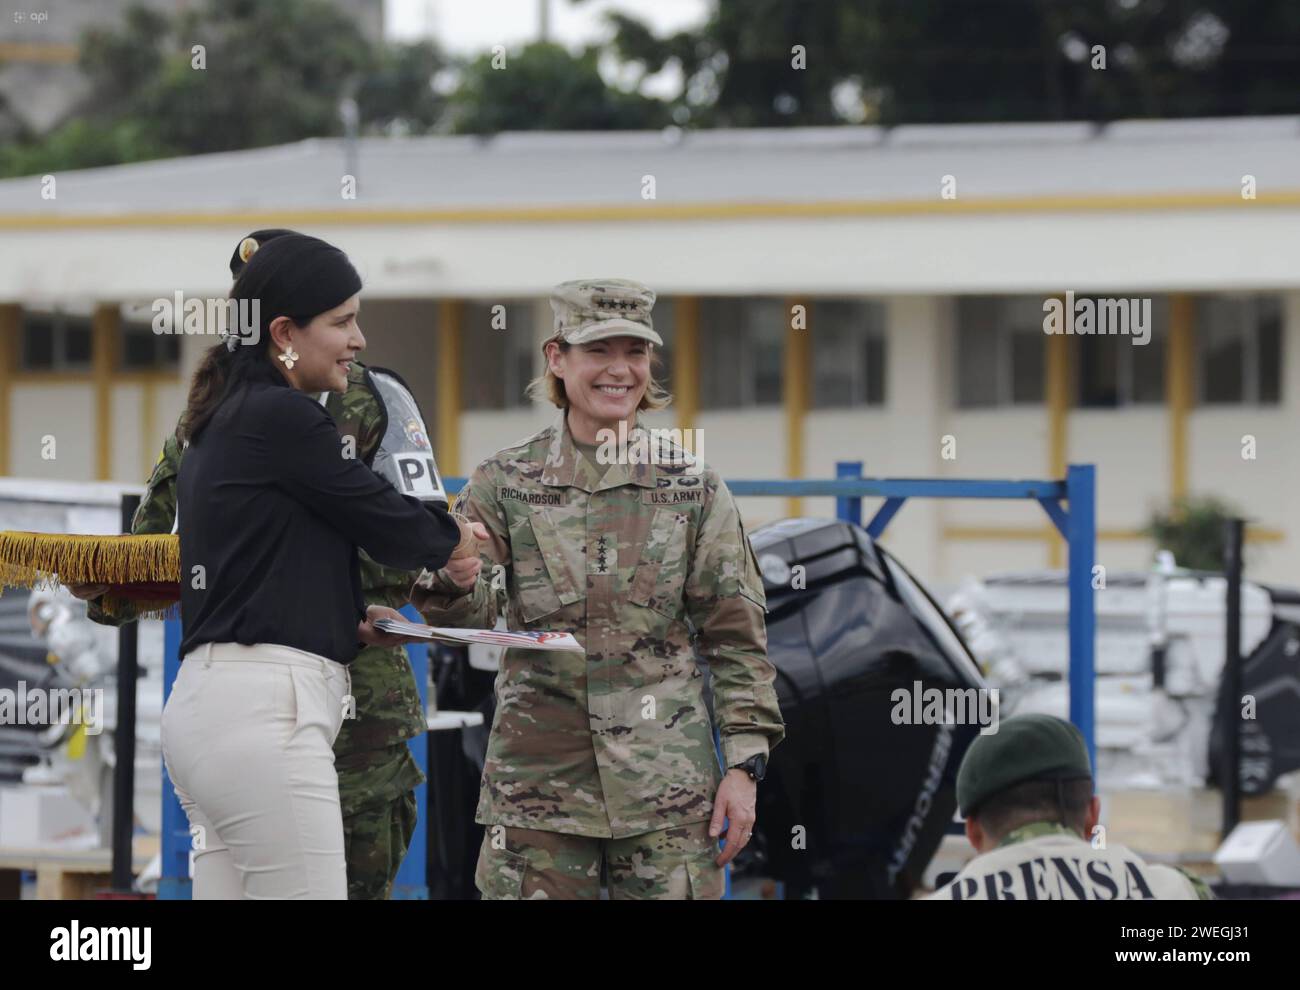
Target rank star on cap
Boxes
[546,278,664,348]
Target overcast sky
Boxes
[386,0,709,53]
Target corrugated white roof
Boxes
[1,115,1296,216]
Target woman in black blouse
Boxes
[162,233,477,899]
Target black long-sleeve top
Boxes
[177,360,461,663]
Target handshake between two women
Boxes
[358,515,490,648]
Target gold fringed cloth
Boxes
[0,531,180,618]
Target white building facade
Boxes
[0,118,1297,588]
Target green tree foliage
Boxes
[0,118,174,177]
[0,0,449,176]
[142,0,369,153]
[599,0,1300,125]
[1146,497,1244,572]
[357,41,448,135]
[601,0,873,126]
[4,0,1298,177]
[447,42,668,134]
[78,4,173,111]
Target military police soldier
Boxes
[927,714,1214,900]
[74,229,477,899]
[411,278,786,899]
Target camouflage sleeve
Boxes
[684,472,786,769]
[86,433,182,627]
[342,368,423,607]
[330,364,385,465]
[409,464,506,628]
[357,553,417,610]
[354,395,385,465]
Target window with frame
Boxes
[461,299,536,410]
[811,299,886,408]
[1074,296,1167,408]
[20,310,93,372]
[698,297,785,409]
[955,297,1045,407]
[1195,295,1282,405]
[119,301,182,368]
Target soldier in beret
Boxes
[412,278,786,899]
[927,714,1214,900]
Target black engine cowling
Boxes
[745,518,986,899]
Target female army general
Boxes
[411,278,786,900]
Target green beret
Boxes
[956,714,1093,818]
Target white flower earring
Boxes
[278,346,300,370]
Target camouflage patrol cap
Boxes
[547,278,662,349]
[956,714,1093,817]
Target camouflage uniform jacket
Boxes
[88,363,428,757]
[411,411,786,839]
[925,821,1216,900]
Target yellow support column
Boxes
[1045,323,1070,567]
[141,379,157,479]
[673,296,699,432]
[0,304,18,476]
[436,299,462,481]
[784,298,810,518]
[1168,294,1193,505]
[92,304,118,481]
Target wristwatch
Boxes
[730,754,767,782]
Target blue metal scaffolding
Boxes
[156,462,1096,898]
[729,461,1097,767]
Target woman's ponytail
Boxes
[177,340,239,444]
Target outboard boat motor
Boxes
[745,519,987,898]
